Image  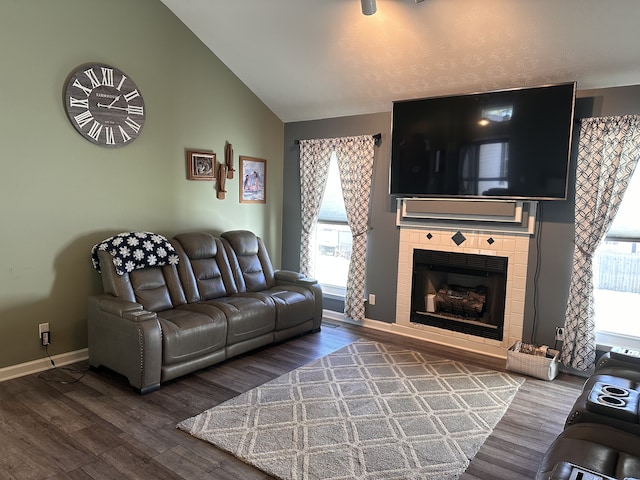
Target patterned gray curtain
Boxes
[335,135,376,322]
[298,139,333,277]
[561,115,640,370]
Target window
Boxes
[461,142,509,195]
[593,164,640,349]
[312,152,351,298]
[481,106,513,123]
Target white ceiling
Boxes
[160,0,640,123]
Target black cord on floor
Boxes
[37,344,88,385]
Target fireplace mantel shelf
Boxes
[396,198,538,235]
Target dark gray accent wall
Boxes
[529,85,640,347]
[283,84,640,347]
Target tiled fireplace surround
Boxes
[395,222,531,359]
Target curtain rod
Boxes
[294,133,382,147]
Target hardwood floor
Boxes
[0,322,584,479]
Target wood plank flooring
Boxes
[0,322,584,479]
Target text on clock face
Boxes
[67,66,145,145]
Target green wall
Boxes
[0,0,284,369]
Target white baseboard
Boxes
[0,318,589,384]
[323,310,593,379]
[0,349,89,383]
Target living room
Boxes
[2,1,640,478]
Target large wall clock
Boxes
[64,63,145,147]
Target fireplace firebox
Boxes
[411,249,508,341]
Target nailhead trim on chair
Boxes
[137,324,145,388]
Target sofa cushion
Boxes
[97,250,186,311]
[264,287,315,331]
[157,306,227,366]
[199,295,276,345]
[172,233,238,301]
[173,232,277,344]
[129,267,178,312]
[221,230,276,292]
[221,230,317,331]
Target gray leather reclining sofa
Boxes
[87,230,322,393]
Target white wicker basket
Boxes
[506,341,559,381]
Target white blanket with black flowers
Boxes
[91,232,179,275]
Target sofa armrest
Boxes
[88,295,162,393]
[596,351,640,374]
[275,270,318,285]
[123,310,159,322]
[95,296,144,317]
[93,296,159,322]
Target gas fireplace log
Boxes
[434,285,487,317]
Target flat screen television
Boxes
[390,82,576,200]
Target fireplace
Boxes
[394,204,535,357]
[394,198,536,357]
[411,249,508,341]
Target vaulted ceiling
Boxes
[160,0,640,123]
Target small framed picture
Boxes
[186,150,216,180]
[239,156,266,204]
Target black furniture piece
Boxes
[550,461,626,480]
[536,348,640,480]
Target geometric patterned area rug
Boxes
[177,341,525,480]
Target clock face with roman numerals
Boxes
[64,63,145,147]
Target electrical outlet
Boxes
[38,323,50,346]
[368,293,376,306]
[555,327,564,342]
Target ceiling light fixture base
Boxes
[361,0,376,15]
